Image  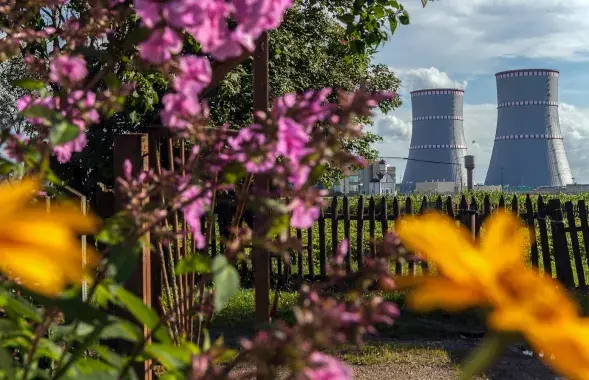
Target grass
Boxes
[335,342,450,366]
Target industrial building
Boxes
[402,88,468,188]
[485,69,574,187]
[333,160,396,195]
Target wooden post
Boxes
[253,31,271,330]
[113,134,152,380]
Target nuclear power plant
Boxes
[485,69,573,187]
[401,89,468,187]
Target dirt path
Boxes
[229,338,558,379]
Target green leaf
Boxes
[421,0,428,7]
[50,120,80,146]
[222,162,246,185]
[100,318,142,342]
[91,344,125,370]
[108,284,172,344]
[96,214,133,246]
[0,290,42,322]
[175,254,212,275]
[388,18,398,34]
[11,78,45,91]
[34,338,62,361]
[21,105,56,120]
[103,243,141,285]
[104,73,121,91]
[460,333,515,380]
[398,14,410,25]
[212,256,240,312]
[66,358,118,380]
[0,347,14,379]
[144,343,191,371]
[267,213,290,237]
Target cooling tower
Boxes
[402,88,467,186]
[485,69,573,187]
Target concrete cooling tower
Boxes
[485,69,573,187]
[402,89,467,186]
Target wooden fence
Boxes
[211,193,589,289]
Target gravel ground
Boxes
[227,338,558,380]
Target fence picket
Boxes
[525,195,539,268]
[578,200,589,286]
[356,196,365,270]
[548,199,575,287]
[405,197,414,276]
[537,195,552,274]
[498,195,505,209]
[296,228,303,277]
[369,197,376,257]
[470,197,481,238]
[392,197,401,275]
[307,227,314,280]
[445,196,454,219]
[565,201,585,287]
[331,197,339,263]
[318,207,327,277]
[343,196,351,273]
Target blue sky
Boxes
[370,0,589,184]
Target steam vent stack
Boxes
[402,88,467,185]
[485,69,573,187]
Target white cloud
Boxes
[393,67,467,93]
[373,113,412,141]
[377,0,589,74]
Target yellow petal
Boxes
[17,205,100,234]
[480,211,528,271]
[396,213,479,281]
[0,248,81,296]
[407,276,487,312]
[0,178,39,217]
[527,323,589,380]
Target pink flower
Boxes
[276,117,310,162]
[139,27,182,64]
[180,185,211,249]
[303,352,351,380]
[174,55,212,96]
[290,198,320,229]
[227,124,277,173]
[134,0,162,28]
[334,239,348,265]
[53,131,87,163]
[160,92,206,131]
[288,165,310,190]
[49,55,88,85]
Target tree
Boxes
[1,0,410,195]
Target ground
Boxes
[209,289,562,379]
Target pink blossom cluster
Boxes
[161,56,212,131]
[179,183,212,249]
[135,0,293,63]
[17,89,99,163]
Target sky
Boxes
[370,0,589,184]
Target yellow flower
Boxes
[525,321,589,380]
[396,210,589,379]
[0,178,99,296]
[395,211,529,312]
